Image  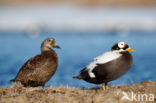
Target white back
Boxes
[94,51,122,64]
[86,51,122,78]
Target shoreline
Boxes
[0,81,156,103]
[0,0,156,7]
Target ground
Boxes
[0,81,156,103]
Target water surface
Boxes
[0,31,156,88]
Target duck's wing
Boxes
[80,51,122,78]
[12,54,47,81]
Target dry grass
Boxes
[0,81,156,103]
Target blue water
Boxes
[0,30,156,88]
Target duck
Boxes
[10,38,61,87]
[73,42,134,90]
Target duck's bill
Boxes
[126,48,134,51]
[53,45,61,49]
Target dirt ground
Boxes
[0,81,156,103]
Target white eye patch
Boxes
[118,42,125,49]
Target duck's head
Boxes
[111,42,134,52]
[41,38,61,51]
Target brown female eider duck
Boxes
[73,42,134,90]
[11,38,61,87]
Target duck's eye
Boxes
[48,39,51,42]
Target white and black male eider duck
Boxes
[11,38,61,87]
[73,42,134,90]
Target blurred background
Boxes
[0,0,156,88]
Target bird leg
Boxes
[42,84,45,88]
[102,82,108,90]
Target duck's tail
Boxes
[72,75,83,79]
[10,78,16,82]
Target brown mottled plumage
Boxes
[11,38,61,87]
